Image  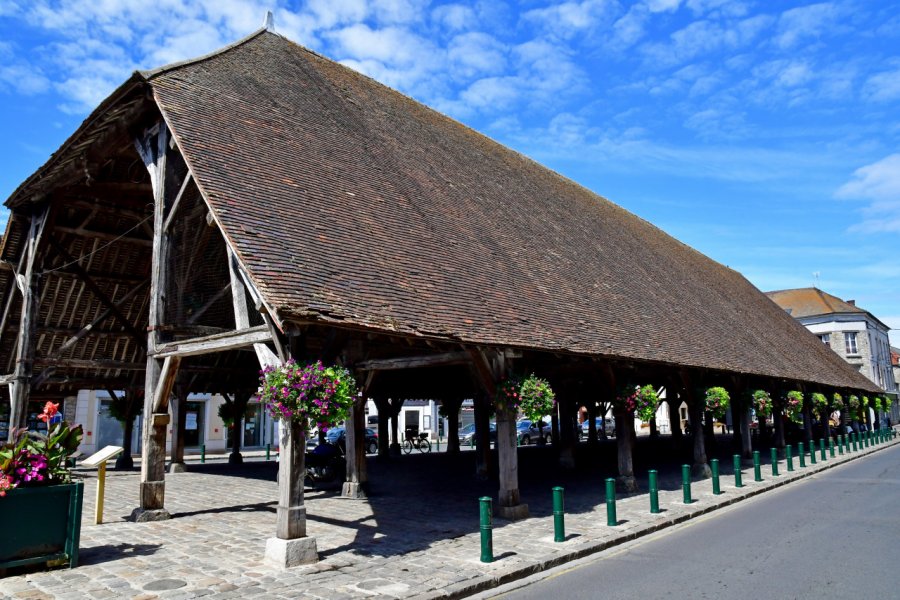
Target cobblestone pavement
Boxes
[2,432,896,599]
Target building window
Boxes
[819,334,830,347]
[845,332,859,355]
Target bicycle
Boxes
[403,432,431,454]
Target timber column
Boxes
[342,395,368,499]
[496,407,529,519]
[133,123,174,522]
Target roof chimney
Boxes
[264,10,275,32]
[847,299,856,306]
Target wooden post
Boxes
[265,418,318,566]
[496,407,528,519]
[169,385,189,473]
[342,396,368,499]
[9,206,49,435]
[134,123,173,522]
[373,396,391,457]
[557,393,576,469]
[681,371,711,478]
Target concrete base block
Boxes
[168,462,187,473]
[265,536,318,568]
[130,508,171,522]
[616,475,638,493]
[341,481,367,499]
[496,503,529,520]
[692,463,713,479]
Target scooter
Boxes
[305,442,346,484]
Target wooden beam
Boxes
[34,357,146,371]
[151,325,272,358]
[229,247,283,367]
[55,182,152,198]
[152,356,181,413]
[53,225,152,246]
[46,238,147,351]
[162,172,193,233]
[47,268,145,285]
[357,351,471,371]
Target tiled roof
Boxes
[765,288,866,319]
[4,30,881,393]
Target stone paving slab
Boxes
[1,433,896,599]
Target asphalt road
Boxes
[494,443,900,600]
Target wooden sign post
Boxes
[81,445,124,524]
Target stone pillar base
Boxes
[496,503,530,520]
[228,452,243,465]
[341,481,367,499]
[265,536,318,568]
[692,463,712,479]
[616,475,638,493]
[168,462,187,473]
[130,508,171,522]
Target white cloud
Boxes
[0,64,51,95]
[305,0,369,28]
[522,0,614,39]
[370,0,429,25]
[836,154,900,233]
[459,76,521,110]
[645,0,681,13]
[774,2,841,49]
[862,64,900,103]
[447,32,507,79]
[431,3,475,31]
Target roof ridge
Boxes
[141,27,273,80]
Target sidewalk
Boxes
[1,432,896,599]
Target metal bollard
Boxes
[479,497,493,562]
[838,437,844,455]
[201,444,206,464]
[649,470,660,513]
[820,439,826,461]
[829,438,835,458]
[798,443,805,467]
[852,434,858,452]
[606,478,617,526]
[809,441,816,465]
[266,443,271,461]
[711,459,721,495]
[553,487,565,542]
[753,451,762,482]
[771,448,779,476]
[786,445,794,471]
[733,455,743,488]
[682,465,692,504]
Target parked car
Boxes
[458,422,497,446]
[516,419,551,445]
[580,416,616,439]
[322,427,379,454]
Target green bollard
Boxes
[820,439,826,461]
[649,470,660,513]
[479,497,493,562]
[711,459,721,495]
[266,443,271,461]
[829,438,835,458]
[606,478,617,526]
[201,444,206,464]
[852,434,858,452]
[733,455,743,488]
[798,443,805,467]
[786,445,793,471]
[682,465,692,504]
[809,441,816,465]
[838,437,844,455]
[553,487,565,542]
[753,451,762,482]
[771,448,779,476]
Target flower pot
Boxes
[0,481,83,570]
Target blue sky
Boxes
[1,0,899,344]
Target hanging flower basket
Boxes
[832,393,844,410]
[704,387,730,420]
[784,391,803,423]
[497,374,555,423]
[259,360,357,432]
[848,395,860,411]
[615,385,659,422]
[874,397,883,412]
[810,393,828,418]
[751,390,772,417]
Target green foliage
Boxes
[704,387,730,420]
[810,393,828,418]
[259,360,357,432]
[832,393,844,409]
[847,395,860,411]
[1,403,83,494]
[751,390,772,417]
[784,391,803,423]
[497,374,556,422]
[218,399,253,428]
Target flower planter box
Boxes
[0,481,83,570]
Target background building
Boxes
[766,288,897,399]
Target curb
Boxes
[415,434,899,600]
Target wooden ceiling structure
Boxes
[0,25,883,566]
